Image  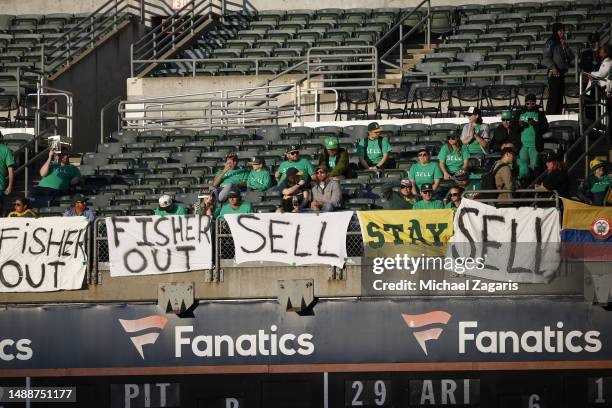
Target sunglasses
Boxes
[422,191,433,194]
[526,102,536,106]
[14,202,23,207]
[502,119,511,122]
[288,151,299,155]
[450,193,460,197]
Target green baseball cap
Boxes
[323,136,338,149]
[501,111,512,120]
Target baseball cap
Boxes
[367,122,382,132]
[250,156,265,165]
[400,179,412,188]
[525,93,537,102]
[285,167,303,177]
[501,111,512,120]
[465,106,481,116]
[315,165,329,173]
[73,194,88,204]
[323,136,339,149]
[227,189,241,199]
[454,169,469,181]
[197,188,212,199]
[286,145,300,154]
[158,194,172,208]
[590,159,606,172]
[417,147,429,155]
[420,183,434,192]
[544,151,561,163]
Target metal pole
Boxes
[399,24,404,78]
[426,0,431,49]
[130,43,134,77]
[140,0,145,24]
[24,147,29,197]
[578,72,583,137]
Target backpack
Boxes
[481,163,509,192]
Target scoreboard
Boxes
[2,371,612,407]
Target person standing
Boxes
[0,131,14,215]
[542,22,575,114]
[490,111,522,153]
[517,94,549,172]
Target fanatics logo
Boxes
[401,311,451,356]
[119,315,168,359]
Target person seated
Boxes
[413,184,444,209]
[63,194,95,222]
[453,169,481,199]
[212,152,249,202]
[318,136,354,179]
[445,186,464,211]
[387,179,417,210]
[517,93,548,172]
[218,189,254,220]
[356,122,394,170]
[407,148,442,195]
[154,194,188,216]
[587,45,612,89]
[535,152,571,198]
[490,111,522,153]
[246,156,272,191]
[310,165,342,212]
[8,196,38,218]
[582,159,611,205]
[277,167,309,213]
[460,107,490,154]
[31,149,81,205]
[438,132,469,180]
[500,142,530,186]
[275,145,315,183]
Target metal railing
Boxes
[378,0,431,75]
[43,0,139,76]
[116,83,339,129]
[307,46,378,91]
[131,0,257,77]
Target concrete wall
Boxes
[4,0,109,15]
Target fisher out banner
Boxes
[0,298,611,375]
[224,212,353,268]
[0,216,89,292]
[106,215,213,277]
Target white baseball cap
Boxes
[158,194,172,208]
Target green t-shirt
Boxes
[445,201,459,210]
[38,162,81,190]
[466,124,486,154]
[356,137,392,164]
[407,162,443,191]
[277,158,315,183]
[413,199,444,209]
[327,155,337,170]
[0,144,15,191]
[218,202,254,220]
[519,111,539,148]
[591,174,611,194]
[154,205,188,216]
[438,144,469,174]
[247,169,272,191]
[515,159,531,180]
[214,167,249,187]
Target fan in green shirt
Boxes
[246,156,272,191]
[154,194,189,216]
[413,183,444,209]
[356,122,393,169]
[218,189,254,220]
[38,150,81,191]
[407,148,443,194]
[275,145,315,183]
[0,142,15,193]
[438,134,469,178]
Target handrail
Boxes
[100,96,123,143]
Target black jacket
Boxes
[490,124,522,152]
[515,109,549,152]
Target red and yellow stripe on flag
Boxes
[561,198,612,260]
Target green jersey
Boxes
[247,169,272,191]
[519,111,539,148]
[0,144,15,191]
[438,144,469,174]
[214,167,249,187]
[408,162,443,191]
[38,162,80,190]
[218,202,254,220]
[277,158,315,183]
[413,199,444,209]
[591,174,611,194]
[327,155,337,170]
[356,137,392,164]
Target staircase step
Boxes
[379,78,402,85]
[383,73,402,80]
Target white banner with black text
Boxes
[0,216,89,292]
[106,215,213,277]
[224,212,354,268]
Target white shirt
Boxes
[590,57,612,88]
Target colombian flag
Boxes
[561,198,612,260]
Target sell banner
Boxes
[224,212,354,268]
